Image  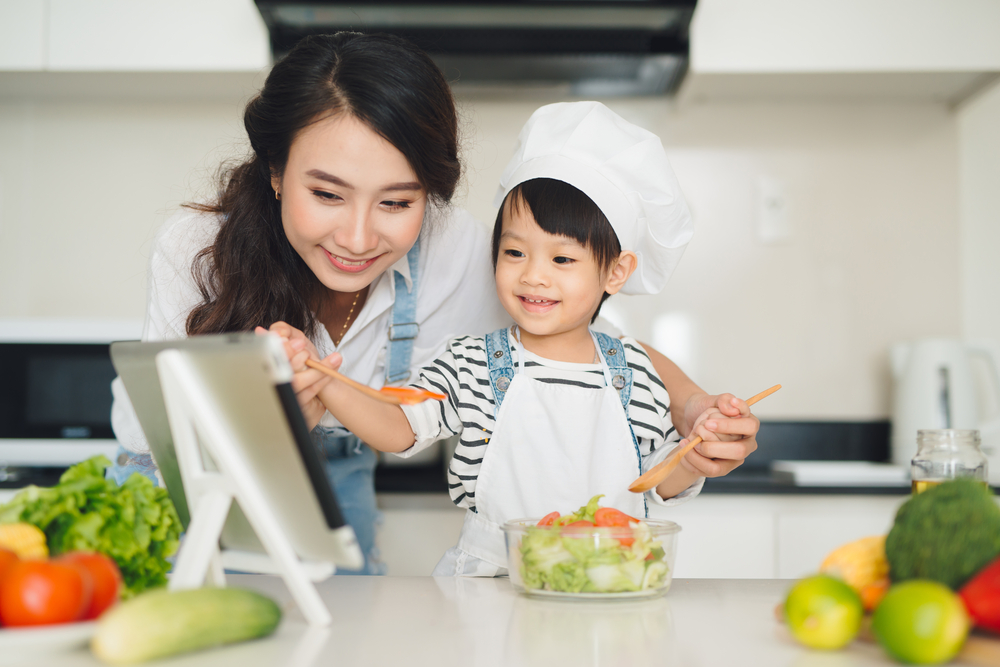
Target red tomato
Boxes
[0,560,92,627]
[57,552,122,620]
[0,548,17,585]
[536,512,560,527]
[564,520,595,530]
[594,507,638,546]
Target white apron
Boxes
[451,327,645,571]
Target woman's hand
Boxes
[255,322,342,431]
[679,393,760,478]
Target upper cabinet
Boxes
[0,1,46,70]
[0,0,270,72]
[682,0,1000,103]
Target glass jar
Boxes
[910,429,989,493]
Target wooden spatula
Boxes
[305,359,446,405]
[628,384,782,493]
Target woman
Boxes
[110,32,760,575]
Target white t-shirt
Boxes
[400,334,704,509]
[112,203,512,453]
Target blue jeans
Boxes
[107,430,384,576]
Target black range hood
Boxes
[253,0,697,96]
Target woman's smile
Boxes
[323,247,382,273]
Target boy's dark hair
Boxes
[491,178,622,323]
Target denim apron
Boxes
[108,239,422,576]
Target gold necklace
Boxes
[333,290,362,347]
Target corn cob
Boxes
[0,522,49,559]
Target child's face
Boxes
[494,202,611,339]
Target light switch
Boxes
[757,176,791,244]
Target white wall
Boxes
[0,92,966,420]
[958,78,1000,345]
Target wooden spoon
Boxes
[628,384,782,493]
[304,359,446,405]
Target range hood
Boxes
[253,1,697,96]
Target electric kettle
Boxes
[890,338,1000,482]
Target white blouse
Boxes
[111,203,512,453]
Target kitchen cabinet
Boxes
[0,0,269,74]
[0,1,45,70]
[683,0,1000,103]
[47,0,269,72]
[378,493,909,579]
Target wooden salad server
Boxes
[628,384,782,493]
[305,359,446,405]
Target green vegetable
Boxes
[91,587,282,665]
[886,478,1000,590]
[519,495,669,594]
[0,455,180,597]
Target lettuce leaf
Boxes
[0,455,180,598]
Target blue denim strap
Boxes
[384,238,420,384]
[593,332,647,517]
[593,331,633,411]
[485,327,515,417]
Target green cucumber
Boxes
[91,587,282,665]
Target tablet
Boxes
[110,333,363,571]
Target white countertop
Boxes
[9,576,989,667]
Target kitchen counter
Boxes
[15,576,990,667]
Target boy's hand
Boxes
[255,322,343,430]
[679,393,759,478]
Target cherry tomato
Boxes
[57,552,122,620]
[594,507,638,546]
[536,512,560,527]
[0,560,92,626]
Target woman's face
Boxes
[274,114,426,294]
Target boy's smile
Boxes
[494,201,615,360]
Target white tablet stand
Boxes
[156,348,334,626]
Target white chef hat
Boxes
[494,101,693,295]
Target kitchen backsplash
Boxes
[2,84,998,420]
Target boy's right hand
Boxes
[255,322,342,431]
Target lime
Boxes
[871,580,969,665]
[784,574,864,650]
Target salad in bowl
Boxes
[503,495,681,599]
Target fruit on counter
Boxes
[783,574,863,650]
[58,552,123,620]
[820,535,888,591]
[0,559,93,626]
[871,580,970,665]
[0,455,181,598]
[0,548,17,584]
[885,478,1000,590]
[819,535,890,611]
[91,587,282,666]
[958,553,1000,634]
[519,495,668,594]
[858,578,890,613]
[0,522,49,559]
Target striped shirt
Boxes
[399,333,703,511]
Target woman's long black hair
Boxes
[186,32,460,338]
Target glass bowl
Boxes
[503,517,681,600]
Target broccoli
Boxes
[886,478,1000,590]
